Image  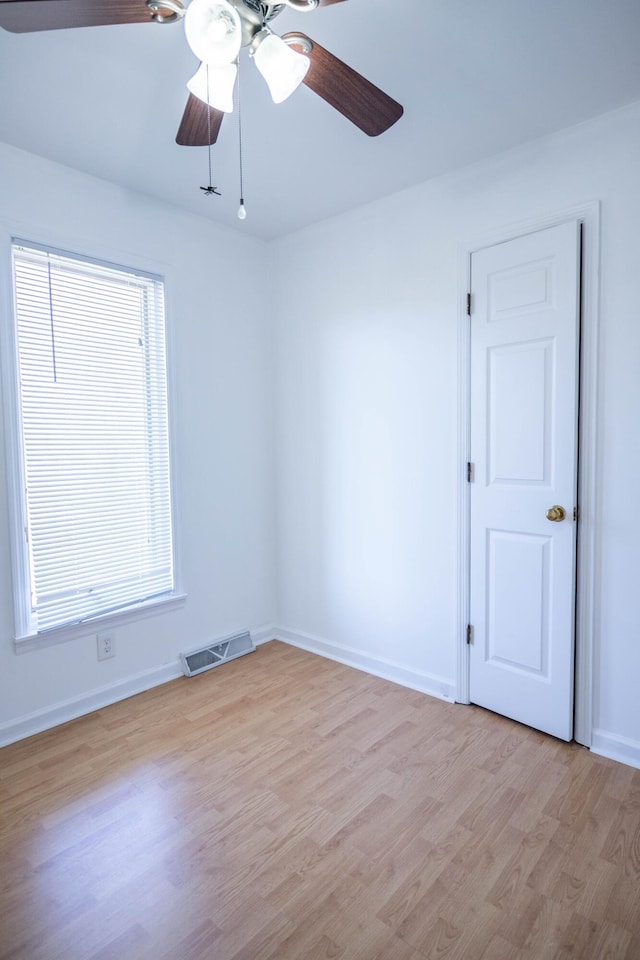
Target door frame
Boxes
[456,201,601,747]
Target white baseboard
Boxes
[0,661,183,748]
[590,729,640,770]
[251,623,279,646]
[0,622,278,748]
[274,626,455,702]
[4,622,636,771]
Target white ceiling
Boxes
[1,0,640,240]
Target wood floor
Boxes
[1,641,639,960]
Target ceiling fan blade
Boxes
[0,0,162,33]
[317,0,349,5]
[175,94,225,147]
[283,32,403,137]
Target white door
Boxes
[469,221,581,741]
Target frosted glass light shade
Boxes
[253,33,310,104]
[185,0,242,65]
[187,62,237,112]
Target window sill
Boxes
[13,592,187,655]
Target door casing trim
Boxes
[456,201,600,747]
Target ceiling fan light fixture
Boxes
[184,0,242,65]
[187,61,237,112]
[252,30,310,104]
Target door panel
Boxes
[489,338,553,484]
[469,221,580,741]
[487,529,550,675]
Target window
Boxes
[7,241,176,641]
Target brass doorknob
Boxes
[546,505,566,522]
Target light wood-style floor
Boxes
[1,640,639,960]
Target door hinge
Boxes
[466,292,471,316]
[467,461,473,482]
[466,624,474,644]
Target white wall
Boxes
[272,102,640,758]
[0,142,277,739]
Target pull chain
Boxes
[200,65,221,197]
[237,58,247,220]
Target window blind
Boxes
[11,243,174,634]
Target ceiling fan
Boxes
[0,0,404,149]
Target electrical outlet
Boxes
[97,633,115,661]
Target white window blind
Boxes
[11,242,174,636]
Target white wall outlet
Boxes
[97,633,115,661]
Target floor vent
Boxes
[181,630,255,677]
